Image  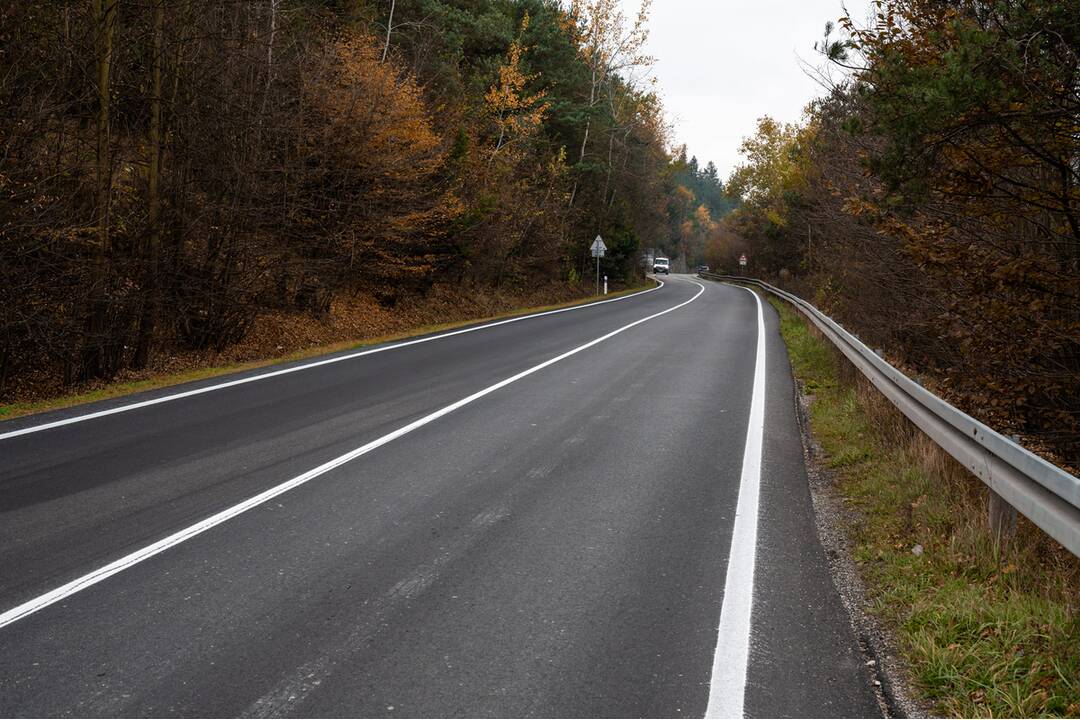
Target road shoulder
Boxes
[742,290,884,718]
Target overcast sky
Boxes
[619,0,874,180]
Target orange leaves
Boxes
[841,197,880,218]
[297,28,459,285]
[693,204,714,230]
[310,32,442,179]
[483,13,549,163]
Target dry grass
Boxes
[772,295,1080,717]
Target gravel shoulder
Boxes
[793,383,931,718]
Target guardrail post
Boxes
[987,438,1021,549]
[987,488,1018,548]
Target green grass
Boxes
[0,284,652,422]
[771,295,1080,718]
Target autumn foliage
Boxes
[0,0,711,400]
[720,0,1080,466]
[297,32,458,305]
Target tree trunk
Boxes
[601,127,615,215]
[83,0,117,379]
[568,66,598,209]
[135,0,165,368]
[381,0,396,62]
[266,0,278,79]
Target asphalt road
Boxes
[0,275,881,718]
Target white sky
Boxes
[619,0,874,180]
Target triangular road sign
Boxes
[590,235,607,258]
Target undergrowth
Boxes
[771,295,1080,718]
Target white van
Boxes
[653,257,670,274]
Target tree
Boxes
[134,0,165,368]
[714,0,1080,466]
[484,13,548,164]
[840,0,1080,461]
[564,0,652,208]
[296,30,459,304]
[83,0,119,379]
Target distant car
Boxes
[696,265,709,273]
[653,257,670,274]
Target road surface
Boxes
[0,275,881,717]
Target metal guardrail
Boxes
[699,272,1080,557]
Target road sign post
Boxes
[739,253,748,276]
[590,235,607,296]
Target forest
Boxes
[0,0,729,401]
[706,0,1079,468]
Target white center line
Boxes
[705,285,767,719]
[0,280,705,631]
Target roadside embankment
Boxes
[0,280,651,422]
[772,296,1080,718]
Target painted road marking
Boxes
[706,285,766,719]
[0,281,705,630]
[0,282,665,441]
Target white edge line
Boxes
[705,285,766,719]
[0,281,665,441]
[0,280,704,631]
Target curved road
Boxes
[0,276,880,717]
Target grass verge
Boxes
[0,285,651,422]
[770,295,1079,718]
